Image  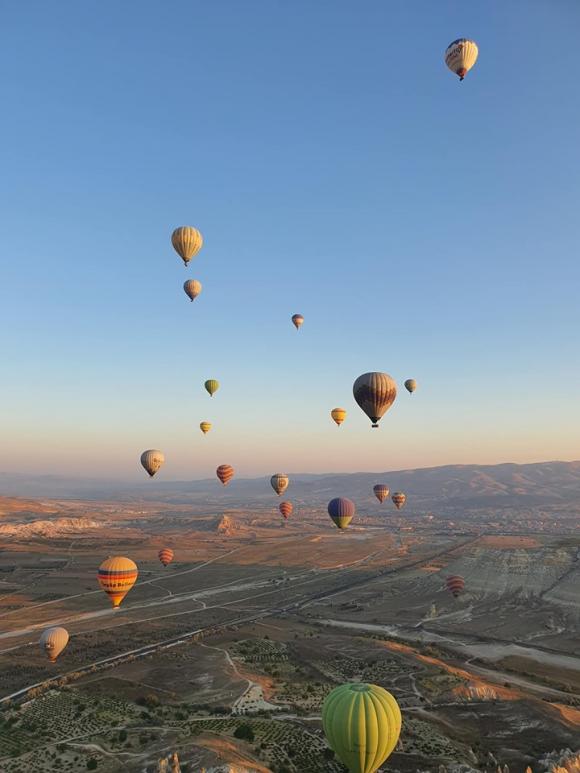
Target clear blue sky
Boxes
[1,1,579,480]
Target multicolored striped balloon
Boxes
[391,492,406,510]
[446,575,465,598]
[158,548,174,567]
[353,372,397,428]
[327,497,355,530]
[98,556,138,609]
[373,484,390,503]
[279,501,293,520]
[171,226,203,266]
[216,464,235,486]
[270,473,289,496]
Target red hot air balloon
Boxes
[446,575,465,598]
[373,484,390,503]
[158,548,174,567]
[391,492,406,510]
[279,501,293,520]
[216,464,235,486]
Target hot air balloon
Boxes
[291,313,304,330]
[279,501,293,520]
[140,449,165,478]
[331,408,347,427]
[373,484,389,504]
[445,38,479,81]
[205,379,219,397]
[446,575,465,598]
[158,548,174,567]
[322,682,402,773]
[392,492,406,510]
[216,464,234,486]
[353,372,397,428]
[171,226,203,266]
[404,379,417,394]
[328,497,355,530]
[183,279,202,302]
[98,556,138,609]
[40,627,69,663]
[270,473,289,496]
[200,421,212,435]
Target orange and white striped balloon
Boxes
[216,464,235,486]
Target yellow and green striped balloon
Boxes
[322,683,402,773]
[204,379,219,397]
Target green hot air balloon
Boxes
[204,379,219,397]
[322,683,402,773]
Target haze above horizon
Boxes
[1,1,579,480]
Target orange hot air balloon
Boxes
[40,627,69,663]
[279,501,293,520]
[446,575,465,598]
[217,464,234,485]
[373,484,389,503]
[98,556,138,609]
[331,408,347,427]
[391,492,406,510]
[158,548,174,567]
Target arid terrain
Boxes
[0,462,578,772]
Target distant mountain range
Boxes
[1,460,579,507]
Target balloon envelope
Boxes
[322,682,402,773]
[446,575,465,598]
[205,379,219,397]
[270,473,289,496]
[171,226,203,265]
[373,484,390,504]
[331,408,347,427]
[98,556,138,608]
[291,313,304,330]
[217,464,235,485]
[183,279,202,301]
[444,38,479,80]
[40,627,69,663]
[353,372,397,428]
[392,492,406,510]
[279,501,293,519]
[158,548,174,567]
[200,421,212,435]
[404,379,417,394]
[328,497,355,529]
[140,450,165,478]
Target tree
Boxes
[119,729,128,743]
[234,724,255,742]
[87,761,98,770]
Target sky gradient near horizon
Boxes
[1,1,579,481]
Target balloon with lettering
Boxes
[444,38,479,81]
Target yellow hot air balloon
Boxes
[98,556,138,609]
[331,408,347,427]
[322,683,402,773]
[183,279,202,301]
[40,626,69,663]
[404,379,417,394]
[171,226,203,266]
[204,379,219,397]
[200,421,212,435]
[445,38,479,81]
[270,473,289,496]
[140,449,165,478]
